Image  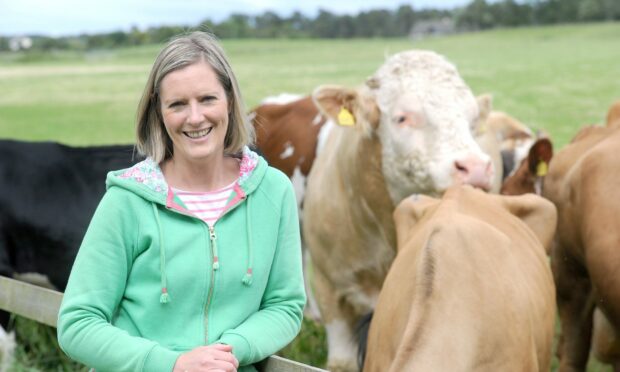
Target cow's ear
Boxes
[476,94,493,122]
[313,85,379,136]
[527,138,553,176]
[313,85,358,125]
[499,194,557,255]
[471,94,493,134]
[393,195,440,251]
[606,100,620,129]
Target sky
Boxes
[0,0,471,37]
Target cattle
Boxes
[301,50,495,371]
[251,94,326,211]
[0,140,140,363]
[362,186,556,371]
[501,100,620,370]
[500,137,553,196]
[252,93,534,198]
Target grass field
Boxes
[1,22,619,371]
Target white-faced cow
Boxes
[502,100,620,370]
[362,186,556,372]
[302,50,495,371]
[0,140,141,364]
[252,93,534,199]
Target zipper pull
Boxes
[209,226,219,270]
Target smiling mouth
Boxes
[184,127,213,139]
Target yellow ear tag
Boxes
[536,160,548,177]
[337,107,355,126]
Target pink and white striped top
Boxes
[173,180,237,227]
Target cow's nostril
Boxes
[455,161,467,173]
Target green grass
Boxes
[1,22,619,371]
[1,23,619,147]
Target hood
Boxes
[105,146,267,303]
[106,146,266,204]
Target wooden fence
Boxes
[0,275,328,372]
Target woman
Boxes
[57,32,306,372]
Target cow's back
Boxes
[365,189,555,372]
[252,96,324,178]
[543,125,618,258]
[0,140,139,289]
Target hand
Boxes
[173,343,239,372]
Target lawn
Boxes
[1,22,619,371]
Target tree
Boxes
[456,0,495,30]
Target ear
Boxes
[313,85,380,135]
[393,194,440,252]
[527,138,553,176]
[500,193,557,254]
[313,85,357,121]
[472,94,493,135]
[606,100,620,129]
[476,94,493,122]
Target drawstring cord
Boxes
[152,203,170,304]
[242,195,254,286]
[153,185,254,301]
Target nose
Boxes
[454,155,494,191]
[187,102,203,125]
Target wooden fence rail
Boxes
[0,275,328,372]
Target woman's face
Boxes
[159,60,229,165]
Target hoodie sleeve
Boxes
[216,180,306,365]
[57,188,180,372]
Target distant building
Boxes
[9,36,33,51]
[410,18,455,39]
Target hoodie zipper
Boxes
[164,187,247,344]
[204,224,217,343]
[203,191,249,343]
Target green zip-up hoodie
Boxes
[57,147,306,372]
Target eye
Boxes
[397,116,407,124]
[201,95,217,103]
[168,101,184,108]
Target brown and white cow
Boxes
[302,50,495,371]
[363,186,557,372]
[501,100,620,370]
[251,94,326,210]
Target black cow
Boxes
[0,140,142,329]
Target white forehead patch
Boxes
[371,50,478,125]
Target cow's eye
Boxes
[396,116,407,124]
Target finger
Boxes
[207,360,236,372]
[209,350,237,366]
[210,343,233,352]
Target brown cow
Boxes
[500,137,553,196]
[501,100,620,370]
[251,94,326,199]
[363,186,557,372]
[303,50,496,371]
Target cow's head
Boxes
[313,50,493,203]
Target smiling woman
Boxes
[55,31,306,372]
[158,60,235,191]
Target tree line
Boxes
[1,0,619,52]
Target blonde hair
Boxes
[136,32,254,163]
